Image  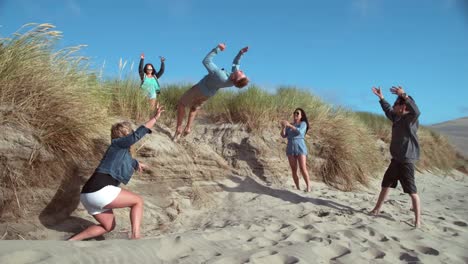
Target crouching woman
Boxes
[69,104,164,240]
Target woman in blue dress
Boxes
[281,108,311,192]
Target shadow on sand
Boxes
[220,175,356,212]
[227,138,268,183]
[38,139,108,240]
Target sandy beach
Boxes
[1,171,467,264]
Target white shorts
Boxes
[80,185,122,215]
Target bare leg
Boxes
[68,211,116,241]
[174,103,185,141]
[287,156,300,190]
[370,187,390,215]
[183,107,199,136]
[104,189,144,239]
[297,155,311,192]
[409,193,421,228]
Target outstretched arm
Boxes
[231,46,248,72]
[280,121,288,138]
[139,53,145,81]
[113,104,165,148]
[390,86,420,119]
[156,56,165,79]
[203,43,225,73]
[144,103,165,129]
[372,86,396,122]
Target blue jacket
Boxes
[197,47,244,97]
[95,126,151,184]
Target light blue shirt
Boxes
[197,47,244,97]
[282,121,308,156]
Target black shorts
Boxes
[81,172,119,194]
[381,159,417,194]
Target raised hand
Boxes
[218,43,226,51]
[240,46,249,54]
[159,56,165,62]
[390,86,405,97]
[138,162,148,173]
[280,120,290,127]
[372,86,384,99]
[140,53,145,59]
[153,103,165,120]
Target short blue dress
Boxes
[283,121,308,156]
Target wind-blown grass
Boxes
[0,24,106,217]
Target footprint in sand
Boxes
[329,245,352,261]
[415,246,440,256]
[317,211,330,217]
[453,221,467,227]
[307,236,332,245]
[399,252,420,262]
[248,237,278,247]
[248,250,278,259]
[365,248,386,259]
[380,235,390,242]
[248,251,299,264]
[442,226,460,236]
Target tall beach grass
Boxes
[0,24,106,217]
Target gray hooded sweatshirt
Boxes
[380,96,421,163]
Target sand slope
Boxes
[1,172,467,264]
[431,117,468,157]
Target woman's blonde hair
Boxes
[111,121,133,139]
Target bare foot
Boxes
[182,128,191,137]
[131,234,141,240]
[369,208,380,216]
[172,132,181,142]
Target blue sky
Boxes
[1,0,467,125]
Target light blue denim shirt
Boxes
[95,126,151,184]
[282,121,308,156]
[197,47,244,97]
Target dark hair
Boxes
[144,63,155,75]
[294,108,309,134]
[393,95,414,107]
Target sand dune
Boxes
[1,172,467,263]
[431,117,468,157]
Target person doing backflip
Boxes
[173,43,249,141]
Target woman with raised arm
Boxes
[280,108,311,192]
[69,104,164,240]
[139,53,165,110]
